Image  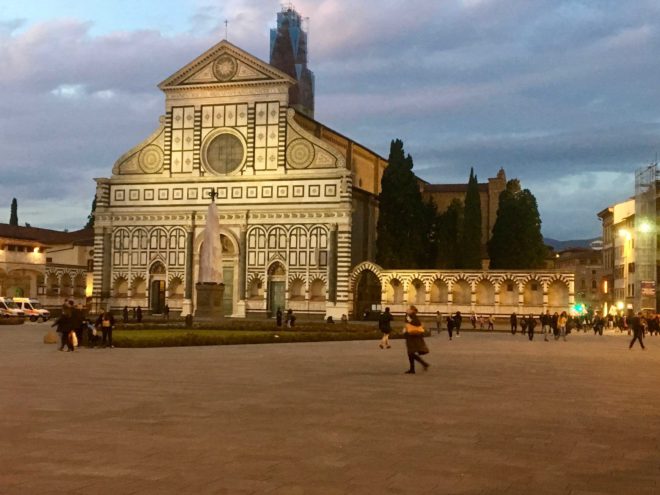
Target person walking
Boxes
[593,311,605,336]
[454,311,462,337]
[520,315,528,336]
[541,310,552,341]
[510,312,518,335]
[378,307,393,349]
[403,305,430,374]
[629,311,646,350]
[96,310,116,348]
[275,307,283,327]
[446,315,455,340]
[487,314,495,331]
[558,311,568,341]
[435,311,443,335]
[122,306,129,323]
[164,304,170,320]
[552,312,559,339]
[286,309,296,328]
[527,314,536,341]
[52,304,74,352]
[136,306,143,323]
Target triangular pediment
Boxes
[158,40,295,90]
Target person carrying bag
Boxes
[403,305,430,374]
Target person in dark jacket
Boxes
[275,307,283,327]
[446,315,455,340]
[378,307,393,349]
[96,310,116,348]
[454,311,462,337]
[52,304,73,352]
[136,306,143,323]
[540,310,552,341]
[510,312,517,334]
[527,314,537,341]
[404,305,430,374]
[123,306,129,323]
[629,311,646,350]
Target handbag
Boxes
[69,331,78,347]
[405,323,425,335]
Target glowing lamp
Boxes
[639,221,653,233]
[618,229,631,240]
[616,301,624,310]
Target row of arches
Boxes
[352,262,574,317]
[386,278,569,306]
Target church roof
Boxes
[0,224,94,246]
[423,183,489,193]
[158,39,296,90]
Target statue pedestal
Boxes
[195,283,225,321]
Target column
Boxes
[181,227,194,316]
[238,227,247,300]
[101,229,112,302]
[329,224,338,303]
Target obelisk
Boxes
[195,192,225,320]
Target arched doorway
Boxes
[149,261,166,314]
[267,262,286,316]
[354,270,381,319]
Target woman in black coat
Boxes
[403,305,430,374]
[52,304,73,352]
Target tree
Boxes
[9,198,18,226]
[85,196,97,229]
[376,139,431,269]
[488,179,547,269]
[435,198,463,268]
[459,168,482,268]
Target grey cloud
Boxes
[1,1,659,239]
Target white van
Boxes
[0,297,25,318]
[12,298,50,322]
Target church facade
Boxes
[92,8,573,319]
[92,17,385,318]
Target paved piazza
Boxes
[1,323,659,494]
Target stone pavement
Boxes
[1,323,659,495]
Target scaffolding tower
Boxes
[634,163,658,312]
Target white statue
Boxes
[198,199,224,284]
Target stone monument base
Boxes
[195,282,225,321]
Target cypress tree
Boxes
[9,198,18,226]
[488,179,547,269]
[85,196,97,229]
[435,198,463,268]
[460,168,482,268]
[376,139,429,268]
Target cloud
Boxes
[1,1,659,239]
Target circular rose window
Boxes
[204,133,245,175]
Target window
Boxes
[205,133,244,174]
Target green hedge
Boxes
[113,328,385,348]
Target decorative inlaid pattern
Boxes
[212,54,238,82]
[287,139,315,169]
[138,145,164,173]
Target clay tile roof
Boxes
[0,224,94,246]
[423,183,488,193]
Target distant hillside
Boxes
[544,237,601,251]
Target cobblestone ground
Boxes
[1,323,659,494]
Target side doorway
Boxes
[267,262,286,317]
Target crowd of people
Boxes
[373,305,654,373]
[51,300,117,351]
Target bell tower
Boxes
[270,5,315,118]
